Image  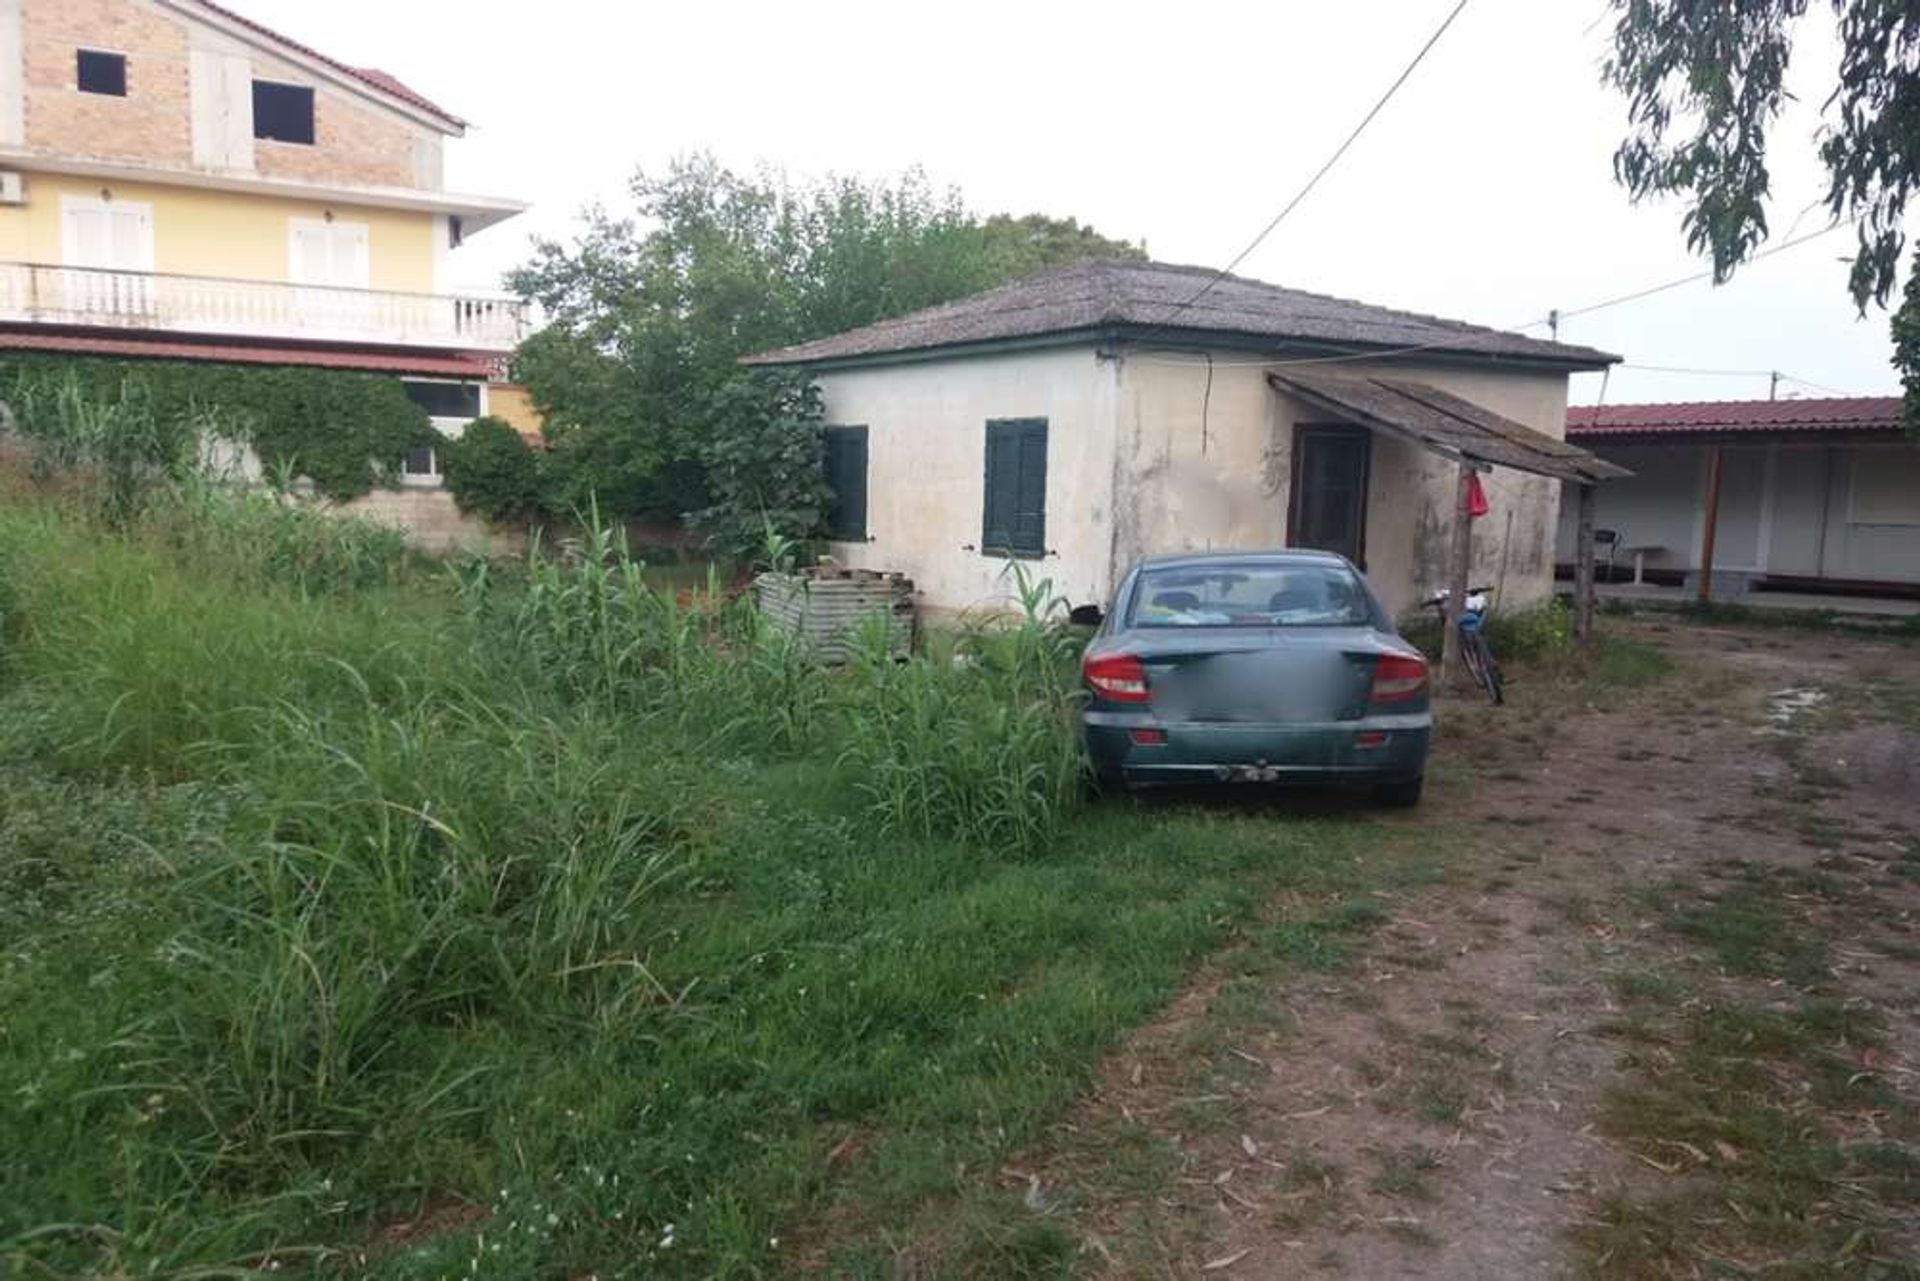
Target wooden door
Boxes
[1287,424,1372,567]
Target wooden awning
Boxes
[1268,370,1630,483]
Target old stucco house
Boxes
[745,260,1622,618]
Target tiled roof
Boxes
[743,260,1618,370]
[1568,396,1904,437]
[0,329,494,378]
[193,0,465,128]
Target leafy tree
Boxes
[440,416,545,524]
[686,370,833,565]
[1604,2,1920,424]
[508,155,1143,536]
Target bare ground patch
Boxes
[980,621,1920,1278]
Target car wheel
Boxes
[1375,776,1424,807]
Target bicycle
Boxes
[1423,585,1504,705]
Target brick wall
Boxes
[21,0,441,191]
[24,0,193,166]
[253,87,420,189]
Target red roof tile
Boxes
[0,328,494,378]
[1568,396,1903,437]
[193,1,465,128]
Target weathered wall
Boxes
[334,486,518,556]
[20,0,192,166]
[1112,352,1572,618]
[244,46,427,190]
[1558,438,1920,586]
[7,0,445,190]
[486,381,544,439]
[811,346,1120,616]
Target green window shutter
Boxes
[1012,420,1047,557]
[982,418,1047,557]
[824,425,868,540]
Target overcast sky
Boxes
[250,0,1906,405]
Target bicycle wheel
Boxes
[1465,633,1504,705]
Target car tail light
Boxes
[1084,652,1150,703]
[1129,727,1167,745]
[1371,654,1428,704]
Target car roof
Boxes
[1131,549,1352,571]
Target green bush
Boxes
[441,415,547,523]
[1486,596,1572,660]
[838,563,1085,855]
[686,370,831,564]
[1,354,429,500]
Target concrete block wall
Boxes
[334,486,523,557]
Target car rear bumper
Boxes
[1082,710,1431,787]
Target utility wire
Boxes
[1127,212,1869,374]
[1775,372,1857,397]
[1618,361,1776,377]
[1151,0,1472,332]
[1552,215,1865,324]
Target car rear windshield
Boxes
[1131,563,1373,628]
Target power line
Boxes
[1152,0,1472,332]
[1618,361,1775,377]
[1775,372,1858,397]
[1552,215,1865,324]
[1126,212,1870,373]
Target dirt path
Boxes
[1025,620,1920,1278]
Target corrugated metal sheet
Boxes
[1268,371,1630,483]
[1567,396,1903,437]
[755,571,915,664]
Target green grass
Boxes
[0,484,1436,1278]
[1578,868,1918,1277]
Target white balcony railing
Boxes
[0,262,526,352]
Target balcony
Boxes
[0,262,526,353]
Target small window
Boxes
[402,444,439,477]
[981,418,1048,559]
[402,379,482,420]
[823,425,869,541]
[77,50,126,97]
[252,80,315,145]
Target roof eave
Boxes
[166,0,467,133]
[0,150,525,231]
[744,323,1621,374]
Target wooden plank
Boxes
[1697,443,1723,604]
[1440,461,1475,689]
[1573,481,1597,644]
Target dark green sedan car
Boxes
[1079,551,1431,804]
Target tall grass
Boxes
[1,463,1233,1279]
[840,563,1084,854]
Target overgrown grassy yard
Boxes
[0,475,1453,1277]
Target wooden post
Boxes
[1573,481,1597,644]
[1439,460,1475,689]
[1697,443,1723,605]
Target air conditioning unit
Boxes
[0,172,23,205]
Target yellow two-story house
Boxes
[0,0,532,517]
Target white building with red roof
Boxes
[1557,397,1919,599]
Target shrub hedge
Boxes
[0,353,432,499]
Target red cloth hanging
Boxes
[1465,471,1490,519]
